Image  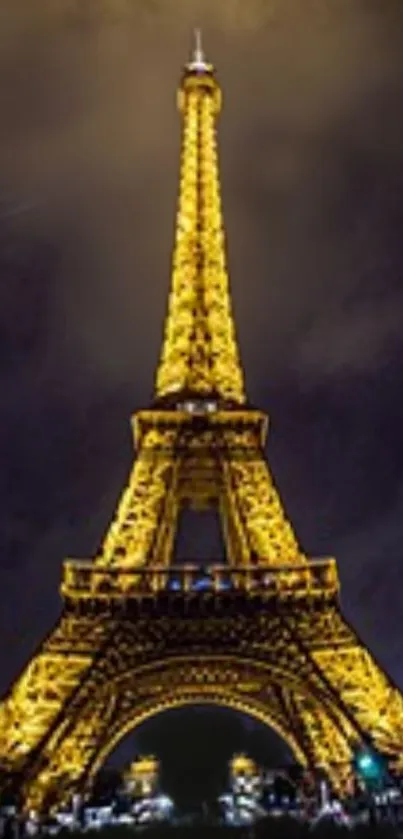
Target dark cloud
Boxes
[1,0,403,765]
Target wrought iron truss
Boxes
[1,32,403,813]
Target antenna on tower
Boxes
[193,27,205,64]
[188,27,209,71]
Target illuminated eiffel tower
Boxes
[1,32,403,813]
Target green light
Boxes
[354,747,386,788]
[358,754,375,772]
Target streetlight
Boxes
[352,745,388,826]
[353,748,386,787]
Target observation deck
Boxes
[61,558,339,609]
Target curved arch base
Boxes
[2,598,403,812]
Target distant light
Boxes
[358,754,373,771]
[193,576,212,591]
[178,399,217,414]
[168,578,181,591]
[155,795,173,811]
[354,747,386,784]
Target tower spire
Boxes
[191,27,206,69]
[155,37,245,406]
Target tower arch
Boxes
[88,692,306,786]
[25,649,358,810]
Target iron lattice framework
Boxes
[1,34,403,813]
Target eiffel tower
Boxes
[1,32,403,814]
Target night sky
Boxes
[1,0,403,800]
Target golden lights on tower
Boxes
[155,29,245,405]
[1,33,403,817]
